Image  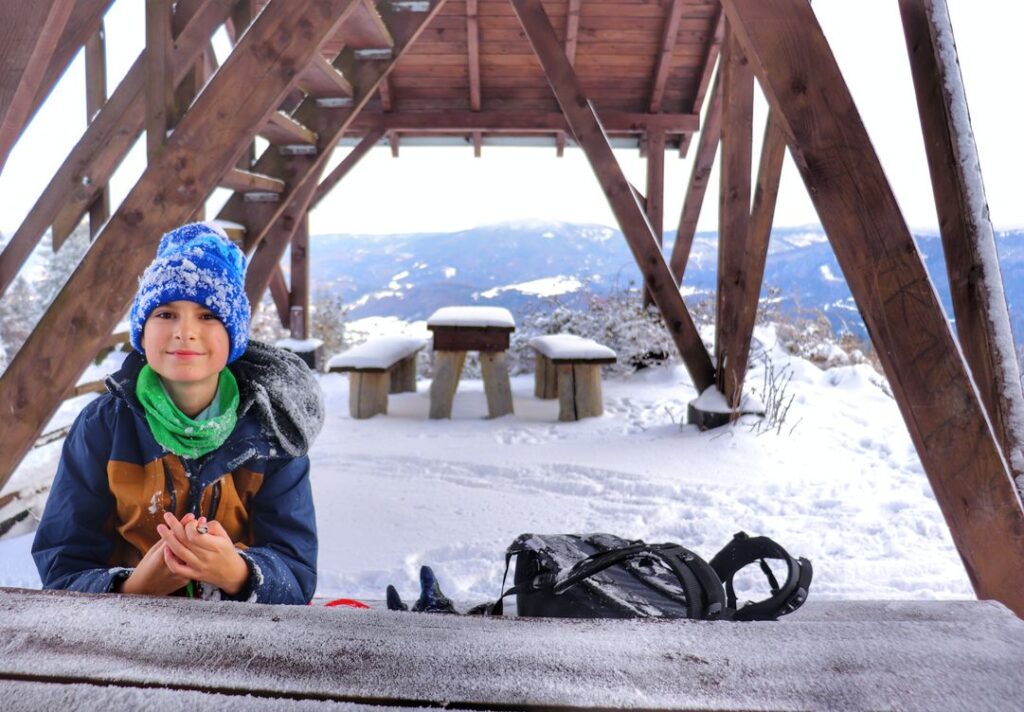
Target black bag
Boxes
[492,531,812,622]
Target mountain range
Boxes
[304,221,1024,346]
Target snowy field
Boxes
[0,326,974,606]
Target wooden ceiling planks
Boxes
[324,0,722,147]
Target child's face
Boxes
[142,301,230,387]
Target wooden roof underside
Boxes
[294,0,720,149]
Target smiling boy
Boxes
[32,222,324,603]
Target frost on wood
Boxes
[927,0,1024,475]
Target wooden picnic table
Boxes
[2,588,1024,710]
[426,306,516,419]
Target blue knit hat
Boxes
[130,222,250,364]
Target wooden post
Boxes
[289,213,311,340]
[390,356,418,394]
[722,0,1024,616]
[480,351,514,418]
[0,0,363,492]
[145,0,175,160]
[715,23,754,407]
[899,0,1024,482]
[643,131,665,308]
[429,351,466,419]
[0,0,76,172]
[349,372,389,419]
[509,0,716,395]
[557,363,604,421]
[534,353,558,398]
[670,73,722,285]
[84,22,110,239]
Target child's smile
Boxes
[142,300,230,408]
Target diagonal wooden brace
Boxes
[722,0,1024,616]
[509,0,715,393]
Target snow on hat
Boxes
[130,222,250,364]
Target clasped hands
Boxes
[117,512,249,597]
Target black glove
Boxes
[386,565,458,613]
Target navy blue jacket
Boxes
[32,344,324,603]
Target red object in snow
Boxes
[324,598,371,609]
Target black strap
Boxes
[709,531,812,621]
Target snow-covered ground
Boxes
[0,326,973,606]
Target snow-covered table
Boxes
[426,307,516,419]
[2,588,1023,710]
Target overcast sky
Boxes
[1,0,1020,238]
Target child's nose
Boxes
[174,315,199,339]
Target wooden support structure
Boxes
[290,213,311,340]
[714,22,754,406]
[680,8,723,157]
[510,0,715,395]
[648,0,685,114]
[347,111,699,135]
[669,73,722,284]
[269,266,291,329]
[642,130,665,308]
[313,129,386,208]
[899,0,1024,481]
[0,0,76,172]
[145,0,175,160]
[0,0,363,493]
[0,0,236,294]
[722,0,1024,617]
[84,22,110,238]
[556,0,581,157]
[217,0,449,259]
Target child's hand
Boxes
[157,513,250,595]
[117,537,190,596]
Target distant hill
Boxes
[306,222,1024,346]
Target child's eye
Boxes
[154,311,174,319]
[200,313,220,321]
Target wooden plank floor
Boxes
[2,588,1023,710]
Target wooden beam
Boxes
[467,0,481,112]
[84,22,110,239]
[312,128,385,209]
[722,0,1024,616]
[648,0,685,114]
[261,111,319,145]
[472,130,482,157]
[510,0,715,393]
[642,131,665,307]
[345,110,699,134]
[289,214,311,339]
[299,55,355,98]
[670,72,722,284]
[389,131,400,157]
[899,0,1024,481]
[216,0,451,254]
[378,76,394,112]
[219,167,286,194]
[717,112,786,411]
[0,0,362,492]
[680,8,723,157]
[0,0,76,172]
[25,0,116,135]
[715,23,754,407]
[555,0,581,156]
[145,0,175,160]
[0,0,233,285]
[269,266,291,330]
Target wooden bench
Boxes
[327,336,427,419]
[529,334,616,421]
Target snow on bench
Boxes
[327,336,427,419]
[529,334,617,421]
[3,588,1023,711]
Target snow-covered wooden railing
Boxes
[2,588,1023,709]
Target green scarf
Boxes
[136,365,240,458]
